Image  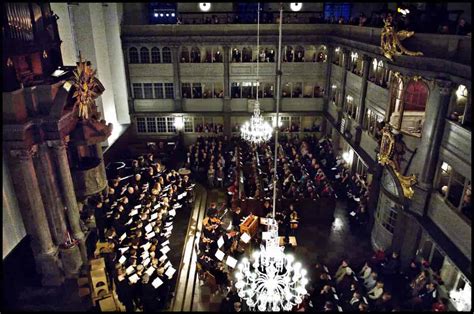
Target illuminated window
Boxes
[448,84,470,128]
[437,161,471,221]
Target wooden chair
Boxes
[98,295,118,311]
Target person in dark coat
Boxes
[139,274,159,311]
[115,268,134,312]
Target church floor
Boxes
[3,189,376,312]
[172,187,375,312]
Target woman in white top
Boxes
[368,281,384,300]
[359,261,372,280]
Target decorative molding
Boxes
[380,18,423,61]
[10,145,38,161]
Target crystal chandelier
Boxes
[240,2,273,144]
[235,219,308,311]
[235,4,308,311]
[240,102,273,144]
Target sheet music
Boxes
[150,212,158,220]
[119,233,127,241]
[164,261,172,270]
[129,273,140,284]
[146,231,155,239]
[142,257,151,267]
[217,236,224,248]
[215,249,225,261]
[141,242,152,251]
[152,276,163,289]
[159,254,167,263]
[165,266,176,279]
[134,204,141,209]
[146,266,155,276]
[119,247,129,253]
[161,239,170,247]
[145,223,153,233]
[125,218,133,225]
[168,209,177,216]
[118,255,126,265]
[126,265,135,275]
[130,209,138,216]
[177,192,187,200]
[241,232,251,243]
[226,256,237,268]
[160,246,171,255]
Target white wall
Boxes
[50,3,77,66]
[2,157,26,259]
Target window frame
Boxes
[140,47,150,64]
[129,47,139,64]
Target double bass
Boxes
[290,210,299,230]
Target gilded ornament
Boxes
[70,53,99,119]
[380,18,423,61]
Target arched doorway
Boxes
[371,166,406,251]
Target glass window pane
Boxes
[182,83,191,98]
[151,47,161,63]
[154,83,163,99]
[448,169,465,208]
[136,117,146,133]
[162,47,172,63]
[282,83,291,98]
[140,47,150,63]
[164,83,174,99]
[242,82,251,98]
[129,47,139,64]
[157,117,167,132]
[192,83,202,98]
[143,83,153,99]
[167,117,176,133]
[133,83,143,99]
[146,117,156,132]
[264,83,274,98]
[184,117,193,133]
[231,82,241,98]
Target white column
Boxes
[50,3,77,66]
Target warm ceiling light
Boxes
[290,3,302,12]
[199,3,211,12]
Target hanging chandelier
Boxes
[240,2,273,144]
[235,4,308,311]
[234,219,308,311]
[240,101,273,144]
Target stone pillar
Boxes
[354,55,371,145]
[411,80,452,216]
[50,140,88,264]
[324,45,334,112]
[419,80,453,184]
[8,147,64,286]
[171,46,183,112]
[223,44,232,128]
[391,211,422,267]
[337,48,350,125]
[33,143,68,246]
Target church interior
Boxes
[2,2,472,312]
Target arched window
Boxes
[213,47,223,62]
[140,47,150,63]
[204,47,212,63]
[389,76,404,129]
[448,85,470,126]
[242,47,252,62]
[151,47,161,63]
[295,46,305,62]
[129,47,139,64]
[162,47,171,63]
[181,47,190,63]
[191,47,201,63]
[315,45,327,62]
[231,48,241,62]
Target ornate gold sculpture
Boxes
[71,54,99,119]
[378,126,417,199]
[380,18,423,61]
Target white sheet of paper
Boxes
[217,236,224,248]
[118,255,126,264]
[165,226,173,233]
[363,297,368,304]
[161,240,170,247]
[119,233,127,241]
[150,212,158,220]
[173,203,182,209]
[164,261,172,270]
[134,205,141,209]
[154,204,160,210]
[334,294,339,300]
[226,256,238,268]
[165,221,173,227]
[337,305,343,312]
[125,218,133,225]
[354,197,360,202]
[241,232,251,243]
[262,232,271,240]
[335,175,340,179]
[168,209,176,216]
[159,254,167,262]
[141,242,152,251]
[145,223,153,233]
[130,209,138,216]
[142,257,151,267]
[152,277,163,289]
[146,231,156,239]
[324,265,329,273]
[215,249,225,261]
[332,287,336,293]
[126,265,135,275]
[119,247,129,253]
[350,211,356,217]
[165,267,176,279]
[141,251,149,259]
[160,246,171,254]
[260,218,268,225]
[177,192,187,200]
[146,267,155,277]
[129,273,140,284]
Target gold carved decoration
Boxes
[378,126,417,199]
[380,18,423,61]
[70,53,99,119]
